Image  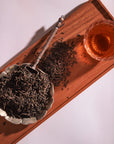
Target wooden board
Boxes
[0,0,114,143]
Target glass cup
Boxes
[84,20,114,61]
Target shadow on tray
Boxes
[0,26,46,71]
[0,117,28,136]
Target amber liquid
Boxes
[84,20,114,61]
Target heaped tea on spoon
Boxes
[0,16,64,125]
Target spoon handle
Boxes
[32,16,64,69]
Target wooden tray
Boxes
[0,0,114,143]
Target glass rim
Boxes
[83,19,114,61]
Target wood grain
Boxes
[0,0,114,143]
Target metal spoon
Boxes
[0,16,64,125]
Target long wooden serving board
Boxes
[0,0,114,143]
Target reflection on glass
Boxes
[84,20,114,61]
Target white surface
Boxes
[0,0,113,144]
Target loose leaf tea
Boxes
[39,41,77,87]
[0,64,53,119]
[0,16,65,124]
